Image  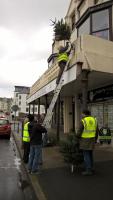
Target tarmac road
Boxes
[0,136,37,200]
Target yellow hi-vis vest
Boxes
[23,122,30,142]
[57,52,68,63]
[81,116,97,138]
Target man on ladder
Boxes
[43,41,72,130]
[56,41,71,84]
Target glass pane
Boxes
[108,105,113,131]
[78,17,90,36]
[92,9,109,32]
[92,30,109,40]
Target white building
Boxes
[12,86,45,118]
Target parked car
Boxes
[0,118,11,139]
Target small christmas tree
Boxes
[60,133,83,172]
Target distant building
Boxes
[12,86,45,118]
[0,97,12,113]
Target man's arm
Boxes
[76,120,84,138]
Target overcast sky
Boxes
[0,0,70,98]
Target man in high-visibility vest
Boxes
[77,110,99,175]
[22,114,34,163]
[56,42,71,85]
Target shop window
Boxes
[78,17,90,36]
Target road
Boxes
[0,135,37,200]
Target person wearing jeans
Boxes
[77,110,99,175]
[28,117,47,174]
[28,145,42,173]
[83,150,94,172]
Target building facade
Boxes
[12,86,45,118]
[0,97,12,113]
[27,0,113,134]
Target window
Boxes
[92,30,109,40]
[16,93,18,97]
[26,108,29,112]
[19,101,21,105]
[92,9,109,40]
[78,17,90,36]
[19,95,21,100]
[77,8,110,40]
[35,107,37,112]
[92,10,109,31]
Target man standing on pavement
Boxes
[28,116,47,174]
[77,110,99,175]
[22,114,34,163]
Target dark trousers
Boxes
[56,61,67,84]
[23,142,30,163]
[83,150,94,171]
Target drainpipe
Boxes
[56,94,60,142]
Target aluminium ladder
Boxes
[43,61,69,129]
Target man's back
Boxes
[30,123,47,145]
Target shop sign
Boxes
[88,84,113,102]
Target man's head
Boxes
[58,45,64,52]
[27,114,34,122]
[82,110,91,117]
[37,115,43,124]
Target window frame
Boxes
[76,1,113,41]
[77,7,112,41]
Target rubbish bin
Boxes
[99,126,112,144]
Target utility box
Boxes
[99,126,112,144]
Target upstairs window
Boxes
[77,8,110,40]
[78,17,90,36]
[92,9,109,40]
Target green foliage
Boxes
[53,18,71,41]
[60,133,83,165]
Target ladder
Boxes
[43,61,69,129]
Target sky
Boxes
[0,0,70,98]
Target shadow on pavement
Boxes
[38,160,113,200]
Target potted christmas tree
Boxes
[52,18,71,41]
[60,133,83,173]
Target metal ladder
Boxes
[43,61,69,128]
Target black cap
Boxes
[27,114,34,121]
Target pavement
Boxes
[12,124,113,200]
